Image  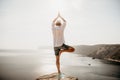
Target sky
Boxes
[0,0,120,49]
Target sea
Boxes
[0,48,120,80]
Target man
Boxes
[52,13,75,78]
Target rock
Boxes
[88,64,91,66]
[36,73,78,80]
[92,57,95,59]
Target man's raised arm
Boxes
[58,13,66,23]
[52,15,59,27]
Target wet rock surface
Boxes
[36,73,78,80]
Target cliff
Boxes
[75,44,120,62]
[91,45,120,62]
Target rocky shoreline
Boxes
[104,58,120,63]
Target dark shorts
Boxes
[54,43,71,56]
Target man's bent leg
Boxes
[67,46,75,52]
[60,46,75,54]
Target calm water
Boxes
[0,49,120,80]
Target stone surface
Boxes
[36,73,78,80]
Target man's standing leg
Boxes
[56,55,61,74]
[56,50,64,74]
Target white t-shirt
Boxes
[52,22,66,47]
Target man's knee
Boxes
[68,47,75,52]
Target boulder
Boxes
[36,73,78,80]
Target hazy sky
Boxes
[0,0,120,49]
